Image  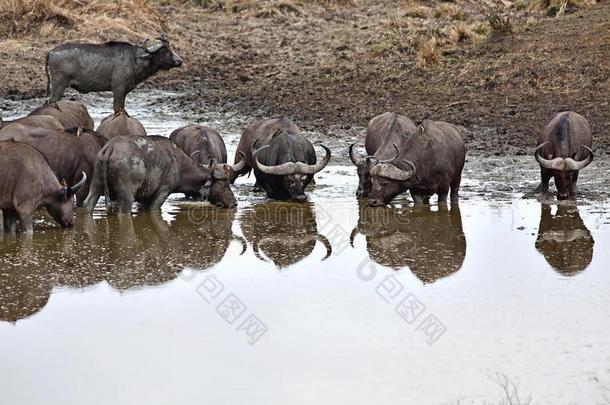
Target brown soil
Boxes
[1,1,608,156]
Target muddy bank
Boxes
[1,1,608,158]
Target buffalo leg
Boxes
[112,86,127,113]
[450,174,462,201]
[2,210,18,233]
[17,210,34,234]
[535,168,552,193]
[114,187,135,215]
[48,75,67,103]
[83,177,104,214]
[411,191,425,205]
[438,192,449,204]
[569,172,579,196]
[144,188,170,212]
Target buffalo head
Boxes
[46,172,87,227]
[534,142,593,200]
[138,34,182,70]
[367,144,416,206]
[199,159,237,209]
[252,143,331,203]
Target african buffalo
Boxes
[170,124,245,199]
[0,141,86,232]
[96,111,147,138]
[535,204,594,276]
[46,35,182,113]
[350,201,466,283]
[534,111,594,200]
[232,118,330,202]
[349,112,418,197]
[28,100,94,129]
[83,135,236,215]
[368,119,466,206]
[0,125,107,206]
[239,202,331,268]
[0,115,63,131]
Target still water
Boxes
[1,92,609,404]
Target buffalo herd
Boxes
[0,36,598,234]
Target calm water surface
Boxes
[1,92,609,404]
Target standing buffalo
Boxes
[96,111,147,138]
[0,115,63,131]
[170,124,245,199]
[350,201,466,283]
[231,118,330,202]
[349,112,418,197]
[46,34,182,113]
[535,204,594,276]
[368,119,465,206]
[534,111,594,200]
[28,100,94,129]
[0,125,107,205]
[83,136,236,215]
[0,141,86,232]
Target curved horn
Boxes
[349,227,360,248]
[156,33,168,43]
[253,144,298,176]
[372,162,415,181]
[230,151,247,173]
[252,242,269,263]
[564,145,594,171]
[146,42,163,53]
[190,150,201,158]
[295,144,331,175]
[69,171,87,195]
[232,234,247,255]
[534,142,565,170]
[365,143,400,167]
[317,235,332,260]
[349,143,363,166]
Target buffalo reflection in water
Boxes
[535,204,594,276]
[0,206,242,322]
[350,201,466,283]
[239,202,331,269]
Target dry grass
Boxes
[476,0,513,35]
[528,0,598,15]
[0,0,167,40]
[417,38,439,67]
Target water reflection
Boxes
[0,206,241,322]
[535,204,594,276]
[239,202,331,268]
[350,201,466,283]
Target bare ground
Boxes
[0,0,608,156]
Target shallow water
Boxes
[1,91,609,404]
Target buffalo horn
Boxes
[69,171,87,195]
[253,145,298,176]
[535,143,594,171]
[564,145,594,171]
[349,143,363,166]
[372,161,415,181]
[295,144,331,175]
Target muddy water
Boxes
[1,91,610,404]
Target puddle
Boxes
[1,91,609,404]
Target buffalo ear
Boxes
[59,187,68,202]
